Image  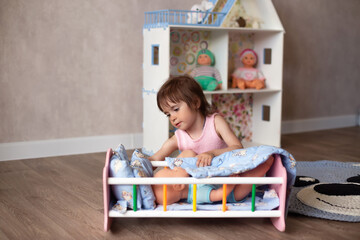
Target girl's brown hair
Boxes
[157,75,213,117]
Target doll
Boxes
[232,49,265,90]
[190,49,222,91]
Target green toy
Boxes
[190,49,222,91]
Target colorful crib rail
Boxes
[103,149,288,232]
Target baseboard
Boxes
[1,115,357,161]
[281,114,358,134]
[0,133,143,161]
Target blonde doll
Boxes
[148,75,243,167]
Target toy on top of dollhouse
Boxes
[144,0,263,29]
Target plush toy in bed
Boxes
[130,149,156,210]
[109,145,141,212]
[109,145,156,211]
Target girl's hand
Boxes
[196,153,215,167]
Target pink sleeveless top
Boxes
[175,114,227,154]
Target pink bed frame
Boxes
[103,148,288,232]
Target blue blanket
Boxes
[165,145,296,189]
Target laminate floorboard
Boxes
[0,127,359,239]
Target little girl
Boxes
[148,75,243,167]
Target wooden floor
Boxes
[0,127,359,239]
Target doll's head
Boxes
[196,49,215,66]
[152,167,190,205]
[157,75,212,117]
[239,49,258,68]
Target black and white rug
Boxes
[288,160,360,222]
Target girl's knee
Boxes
[241,155,274,177]
[265,155,275,167]
[258,155,274,173]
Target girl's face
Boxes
[197,54,211,66]
[241,53,256,67]
[162,100,198,131]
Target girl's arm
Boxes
[208,114,243,156]
[148,135,178,161]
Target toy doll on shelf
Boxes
[190,49,222,91]
[232,49,265,90]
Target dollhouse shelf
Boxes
[142,0,285,156]
[167,25,284,33]
[203,88,281,95]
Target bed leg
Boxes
[103,148,113,232]
[267,154,287,232]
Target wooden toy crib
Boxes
[103,149,288,232]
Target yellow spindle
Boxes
[193,184,197,212]
[222,184,227,212]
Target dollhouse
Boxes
[142,0,284,156]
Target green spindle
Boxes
[251,184,256,212]
[133,185,137,212]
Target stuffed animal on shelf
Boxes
[232,49,265,90]
[190,49,222,91]
[187,0,214,24]
[236,17,246,27]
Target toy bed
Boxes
[103,146,295,232]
